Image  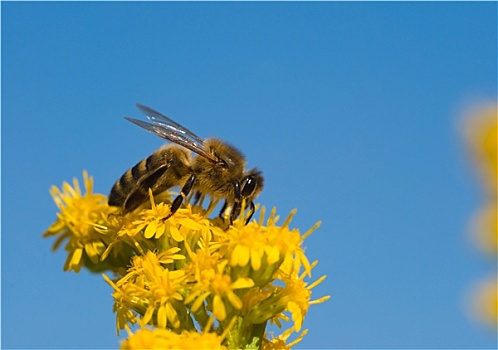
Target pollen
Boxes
[211,274,231,294]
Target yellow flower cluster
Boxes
[121,327,227,350]
[43,172,135,274]
[463,104,497,329]
[43,172,329,349]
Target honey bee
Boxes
[108,103,264,224]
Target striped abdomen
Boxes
[108,145,191,213]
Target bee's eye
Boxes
[241,176,257,197]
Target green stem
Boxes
[244,321,267,350]
[227,317,267,350]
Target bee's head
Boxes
[240,168,264,201]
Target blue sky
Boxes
[2,2,497,349]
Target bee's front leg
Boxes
[229,181,242,224]
[165,174,196,219]
[244,201,255,224]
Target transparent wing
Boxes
[125,116,217,163]
[136,103,205,144]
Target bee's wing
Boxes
[125,117,218,163]
[136,103,205,144]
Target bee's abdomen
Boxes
[108,146,191,213]
[108,158,154,209]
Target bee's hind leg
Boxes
[165,174,196,220]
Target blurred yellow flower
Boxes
[471,202,498,257]
[464,104,497,258]
[463,103,498,329]
[465,104,497,194]
[471,278,498,328]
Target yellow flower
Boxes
[279,261,329,332]
[129,190,214,250]
[262,328,308,350]
[121,327,227,350]
[43,171,113,272]
[242,260,329,330]
[223,207,319,286]
[185,259,254,322]
[104,251,188,332]
[44,172,329,347]
[132,192,172,239]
